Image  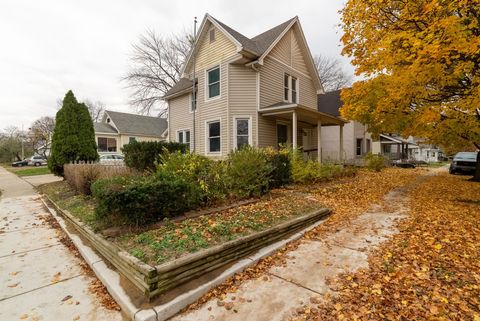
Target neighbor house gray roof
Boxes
[94,122,118,134]
[105,110,167,137]
[317,90,342,117]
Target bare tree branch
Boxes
[123,29,191,116]
[313,54,353,92]
[83,99,106,122]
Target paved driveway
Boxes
[0,167,124,321]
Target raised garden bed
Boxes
[40,182,330,299]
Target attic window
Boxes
[106,118,111,123]
[209,28,216,43]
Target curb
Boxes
[40,196,329,321]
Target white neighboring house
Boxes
[94,110,168,156]
[371,134,445,162]
[317,90,373,163]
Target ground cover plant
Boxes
[114,189,324,265]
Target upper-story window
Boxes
[209,28,216,43]
[190,90,197,112]
[207,66,220,99]
[284,73,298,103]
[129,137,136,143]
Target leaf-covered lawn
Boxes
[296,172,480,320]
[114,190,324,265]
[183,167,425,311]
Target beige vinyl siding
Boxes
[184,22,238,75]
[168,94,193,148]
[228,64,257,148]
[270,29,292,66]
[260,30,318,110]
[196,63,228,157]
[291,29,310,76]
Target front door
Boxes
[277,124,288,147]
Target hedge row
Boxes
[91,146,356,226]
[121,141,187,172]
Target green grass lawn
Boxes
[427,161,450,168]
[7,166,51,176]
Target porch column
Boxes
[339,124,344,162]
[317,120,322,163]
[292,110,298,149]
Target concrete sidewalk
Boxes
[172,183,416,321]
[0,166,124,321]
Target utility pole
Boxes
[21,124,25,160]
[192,16,197,153]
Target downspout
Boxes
[245,60,260,146]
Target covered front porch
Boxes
[259,103,347,163]
[378,134,418,160]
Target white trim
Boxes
[258,18,298,65]
[167,102,171,142]
[205,65,222,102]
[256,71,260,146]
[180,14,243,76]
[205,118,222,155]
[176,128,192,150]
[233,116,253,150]
[273,56,312,80]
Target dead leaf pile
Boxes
[295,172,480,320]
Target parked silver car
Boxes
[27,155,47,167]
[99,154,125,165]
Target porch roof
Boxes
[259,102,347,126]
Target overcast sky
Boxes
[0,0,352,130]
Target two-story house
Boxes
[165,14,346,162]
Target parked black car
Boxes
[11,159,28,167]
[449,152,478,174]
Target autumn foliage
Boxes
[339,0,480,179]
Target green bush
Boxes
[49,90,98,176]
[264,147,292,188]
[291,149,353,184]
[91,172,201,226]
[158,151,226,204]
[122,141,187,172]
[364,152,387,172]
[224,146,273,198]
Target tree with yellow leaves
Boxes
[339,0,480,180]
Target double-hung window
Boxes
[283,73,298,103]
[190,90,197,112]
[207,66,220,99]
[356,138,363,156]
[207,121,221,153]
[235,118,250,149]
[177,129,191,150]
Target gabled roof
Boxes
[182,14,299,74]
[251,18,297,56]
[317,90,343,117]
[94,122,118,134]
[103,110,168,137]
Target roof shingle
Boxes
[105,110,167,137]
[317,90,343,117]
